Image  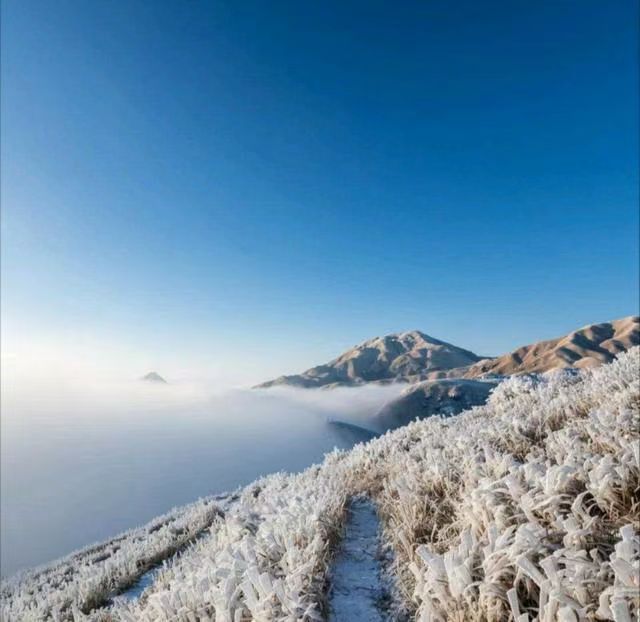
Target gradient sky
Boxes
[2,0,638,385]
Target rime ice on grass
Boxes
[2,348,638,621]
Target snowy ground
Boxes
[328,497,387,622]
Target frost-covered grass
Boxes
[0,496,226,621]
[358,353,640,621]
[2,348,639,621]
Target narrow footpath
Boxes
[328,496,389,622]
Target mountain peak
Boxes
[256,329,482,388]
[140,371,167,384]
[396,329,443,343]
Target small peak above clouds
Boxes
[140,371,167,384]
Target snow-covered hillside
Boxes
[2,348,639,621]
[256,330,483,389]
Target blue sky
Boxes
[2,0,638,384]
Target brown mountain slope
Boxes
[461,315,639,378]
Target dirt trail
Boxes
[328,496,388,622]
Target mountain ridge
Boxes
[457,315,639,378]
[255,315,639,390]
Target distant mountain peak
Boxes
[255,330,482,389]
[140,371,167,384]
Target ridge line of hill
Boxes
[255,315,639,389]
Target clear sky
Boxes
[2,0,638,386]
